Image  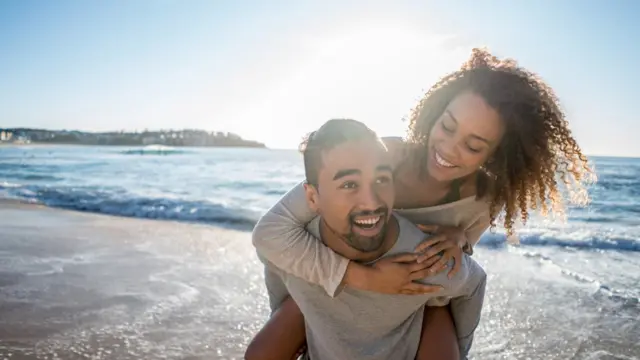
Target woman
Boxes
[246,48,594,359]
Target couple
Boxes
[246,48,594,360]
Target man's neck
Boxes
[319,215,399,263]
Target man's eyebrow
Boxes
[333,166,392,180]
[333,169,360,180]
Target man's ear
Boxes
[303,183,320,214]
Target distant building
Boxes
[142,136,160,145]
[13,133,31,144]
[0,131,13,141]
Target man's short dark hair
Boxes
[299,119,381,187]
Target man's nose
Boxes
[358,184,382,210]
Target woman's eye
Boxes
[466,145,481,153]
[376,176,391,185]
[441,121,454,133]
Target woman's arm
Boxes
[252,182,350,296]
[411,208,491,279]
[252,138,435,296]
[461,209,492,255]
[253,169,439,296]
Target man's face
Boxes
[305,138,395,253]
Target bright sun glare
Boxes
[229,25,469,149]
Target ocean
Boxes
[0,145,638,359]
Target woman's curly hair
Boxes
[407,48,596,234]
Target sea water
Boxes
[0,145,638,359]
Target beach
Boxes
[1,145,639,359]
[0,202,266,359]
[1,202,638,360]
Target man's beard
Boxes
[342,207,389,253]
[343,225,388,252]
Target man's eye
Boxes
[376,176,391,185]
[340,181,358,189]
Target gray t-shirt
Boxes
[262,214,487,360]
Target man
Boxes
[249,119,486,360]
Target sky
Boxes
[1,1,639,156]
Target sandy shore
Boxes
[0,202,266,359]
[0,203,638,359]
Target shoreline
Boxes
[0,142,268,149]
[0,198,250,232]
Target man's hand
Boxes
[415,225,467,279]
[366,253,444,295]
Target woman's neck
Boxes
[398,155,453,192]
[421,172,454,191]
[393,152,471,209]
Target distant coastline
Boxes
[0,128,266,148]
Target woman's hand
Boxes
[344,254,444,295]
[414,224,468,279]
[371,253,445,295]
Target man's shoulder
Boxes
[387,214,427,253]
[395,213,428,241]
[304,216,322,239]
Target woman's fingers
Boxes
[414,234,446,254]
[388,252,419,264]
[428,255,451,274]
[448,253,462,279]
[409,256,444,279]
[418,241,456,262]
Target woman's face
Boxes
[426,91,506,182]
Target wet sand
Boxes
[0,203,638,359]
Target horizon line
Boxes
[3,127,638,159]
